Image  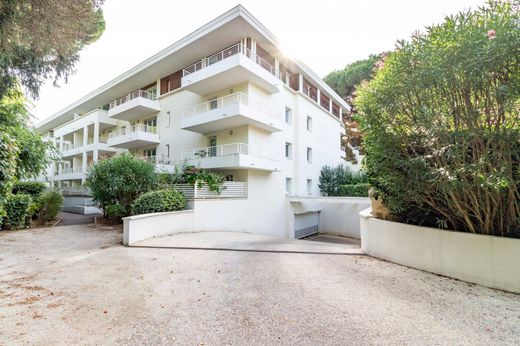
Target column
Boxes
[298,74,303,93]
[329,99,333,113]
[93,122,100,145]
[274,58,280,78]
[83,126,88,147]
[317,88,321,104]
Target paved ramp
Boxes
[131,231,363,255]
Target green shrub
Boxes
[131,189,186,215]
[86,154,157,218]
[3,193,32,230]
[339,184,370,197]
[356,1,520,237]
[319,165,367,196]
[12,181,46,198]
[105,204,126,221]
[37,190,63,222]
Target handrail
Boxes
[180,92,278,119]
[109,90,157,109]
[182,43,277,77]
[108,124,157,139]
[138,155,171,165]
[181,142,279,161]
[61,167,83,175]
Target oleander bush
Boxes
[37,190,63,222]
[319,164,368,196]
[355,1,520,237]
[131,189,186,215]
[86,154,158,218]
[2,193,32,230]
[105,204,127,221]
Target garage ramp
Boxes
[130,231,362,255]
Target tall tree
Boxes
[0,0,106,221]
[0,0,105,99]
[324,55,381,163]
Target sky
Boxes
[30,0,486,123]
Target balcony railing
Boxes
[165,182,247,199]
[182,142,278,161]
[182,43,276,77]
[60,167,83,175]
[109,90,156,109]
[138,155,171,165]
[108,124,157,139]
[181,92,278,119]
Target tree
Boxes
[86,154,158,217]
[324,55,381,163]
[0,0,105,99]
[356,0,520,237]
[0,87,56,221]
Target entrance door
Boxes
[209,136,217,157]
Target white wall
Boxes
[360,209,520,294]
[123,210,195,245]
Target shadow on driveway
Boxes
[56,212,101,227]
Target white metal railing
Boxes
[109,90,156,109]
[108,124,158,140]
[62,142,72,151]
[60,167,83,175]
[180,92,278,119]
[182,43,276,77]
[138,155,171,165]
[61,187,92,196]
[181,142,278,161]
[168,182,247,199]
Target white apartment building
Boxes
[36,5,352,238]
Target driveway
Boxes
[0,225,519,345]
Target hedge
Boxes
[37,190,63,222]
[339,183,369,197]
[3,193,32,230]
[131,189,186,215]
[12,181,46,198]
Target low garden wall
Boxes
[123,210,194,245]
[360,208,520,294]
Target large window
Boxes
[285,142,292,159]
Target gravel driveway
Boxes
[0,225,519,345]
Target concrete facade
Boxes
[360,208,520,294]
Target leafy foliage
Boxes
[319,165,368,196]
[339,184,370,197]
[86,154,158,217]
[2,193,32,230]
[12,181,46,198]
[356,1,520,237]
[37,190,63,222]
[0,0,105,99]
[0,88,56,222]
[159,164,226,193]
[105,204,127,221]
[131,189,186,215]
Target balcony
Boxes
[58,167,84,180]
[182,143,281,172]
[60,137,117,157]
[181,43,280,95]
[107,124,160,149]
[180,92,283,134]
[108,90,161,121]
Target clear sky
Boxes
[30,0,485,123]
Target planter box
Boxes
[360,208,520,294]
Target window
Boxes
[285,177,292,194]
[285,107,292,124]
[209,97,218,110]
[306,147,312,163]
[144,118,157,128]
[285,142,292,159]
[306,116,312,131]
[306,179,312,195]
